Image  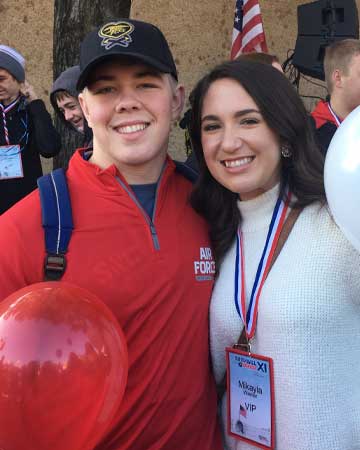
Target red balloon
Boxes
[0,282,128,450]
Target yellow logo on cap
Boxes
[98,21,135,50]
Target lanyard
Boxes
[0,97,28,150]
[327,102,341,127]
[234,190,291,341]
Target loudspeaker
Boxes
[292,0,359,80]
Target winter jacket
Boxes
[311,100,339,155]
[0,97,61,214]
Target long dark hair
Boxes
[190,60,325,267]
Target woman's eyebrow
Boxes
[201,108,260,123]
[201,114,219,123]
[234,108,260,117]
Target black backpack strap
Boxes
[174,160,198,183]
[37,168,73,281]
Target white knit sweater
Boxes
[210,185,360,450]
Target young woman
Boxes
[190,60,360,450]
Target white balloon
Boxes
[324,105,360,252]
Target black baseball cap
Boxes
[77,19,178,90]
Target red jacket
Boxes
[311,100,339,128]
[0,149,222,450]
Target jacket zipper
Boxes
[115,167,166,251]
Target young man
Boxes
[0,45,61,214]
[311,39,360,154]
[50,65,92,146]
[0,20,221,450]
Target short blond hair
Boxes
[324,39,360,93]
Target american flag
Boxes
[231,0,268,59]
[240,403,247,418]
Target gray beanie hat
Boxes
[0,45,25,82]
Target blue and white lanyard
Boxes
[0,97,29,152]
[234,190,291,340]
[327,102,341,127]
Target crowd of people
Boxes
[0,17,359,450]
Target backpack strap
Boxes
[37,168,73,281]
[36,162,193,280]
[174,160,198,183]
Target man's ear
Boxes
[171,84,185,121]
[78,91,93,128]
[333,69,342,88]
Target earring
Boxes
[281,143,292,158]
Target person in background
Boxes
[50,65,92,147]
[0,19,222,450]
[237,51,284,72]
[189,59,360,450]
[0,45,60,214]
[181,103,197,170]
[312,39,360,154]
